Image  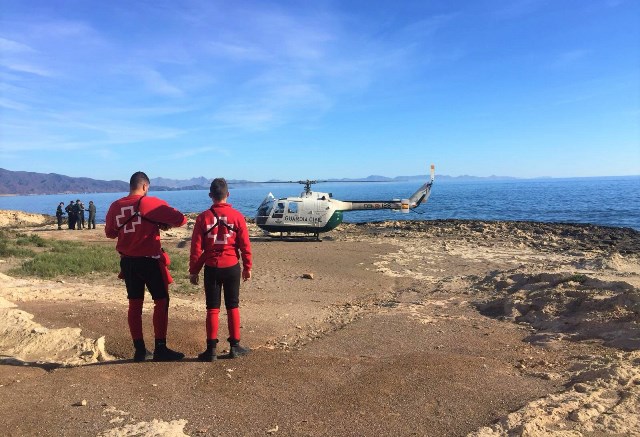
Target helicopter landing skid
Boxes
[270,232,322,242]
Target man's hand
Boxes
[189,274,199,285]
[242,269,251,282]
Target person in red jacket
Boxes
[189,178,252,361]
[105,171,187,362]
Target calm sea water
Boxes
[1,177,639,230]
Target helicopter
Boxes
[255,164,435,239]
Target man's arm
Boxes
[189,215,205,275]
[236,215,252,275]
[104,204,118,239]
[144,199,187,228]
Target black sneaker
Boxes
[133,349,153,362]
[229,344,250,358]
[153,346,185,362]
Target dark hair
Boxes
[209,178,228,201]
[130,171,150,189]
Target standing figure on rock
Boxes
[87,201,96,229]
[189,178,252,361]
[72,200,82,229]
[78,200,86,229]
[55,202,65,230]
[105,171,187,362]
[65,200,76,230]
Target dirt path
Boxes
[1,214,639,436]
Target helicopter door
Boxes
[272,201,285,219]
[313,199,328,228]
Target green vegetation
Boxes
[14,244,119,278]
[0,230,197,290]
[0,230,37,257]
[15,232,48,247]
[167,252,195,294]
[1,230,119,278]
[560,274,589,284]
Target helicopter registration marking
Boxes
[363,203,392,209]
[284,215,322,223]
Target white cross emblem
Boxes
[207,216,234,244]
[115,206,141,233]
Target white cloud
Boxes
[131,67,185,98]
[166,146,230,160]
[0,37,35,53]
[0,97,28,111]
[205,41,269,62]
[2,62,54,77]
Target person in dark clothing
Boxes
[87,201,96,229]
[78,200,86,229]
[65,201,76,230]
[55,202,65,230]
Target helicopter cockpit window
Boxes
[272,202,285,219]
[288,202,299,213]
[256,193,275,225]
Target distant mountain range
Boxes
[0,168,521,195]
[0,168,129,195]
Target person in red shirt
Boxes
[189,178,252,361]
[105,171,187,362]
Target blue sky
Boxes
[0,0,638,181]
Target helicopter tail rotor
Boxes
[409,164,435,208]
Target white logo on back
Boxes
[115,206,141,233]
[206,216,233,244]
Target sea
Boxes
[1,176,639,231]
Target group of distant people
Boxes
[55,199,96,230]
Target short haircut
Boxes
[209,178,228,201]
[130,171,150,189]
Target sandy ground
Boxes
[0,210,639,436]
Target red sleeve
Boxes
[142,197,187,228]
[104,203,119,239]
[189,214,205,274]
[236,214,252,271]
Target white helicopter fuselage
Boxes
[255,165,435,235]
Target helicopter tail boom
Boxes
[337,164,435,212]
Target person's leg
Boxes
[199,266,223,361]
[121,257,151,361]
[145,258,184,361]
[222,264,249,357]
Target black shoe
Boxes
[134,349,153,362]
[133,339,152,362]
[198,349,217,362]
[229,344,250,358]
[153,345,185,362]
[197,339,218,362]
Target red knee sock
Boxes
[206,308,220,340]
[153,298,168,340]
[227,307,241,342]
[128,298,144,340]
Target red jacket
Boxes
[189,202,252,274]
[105,194,186,257]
